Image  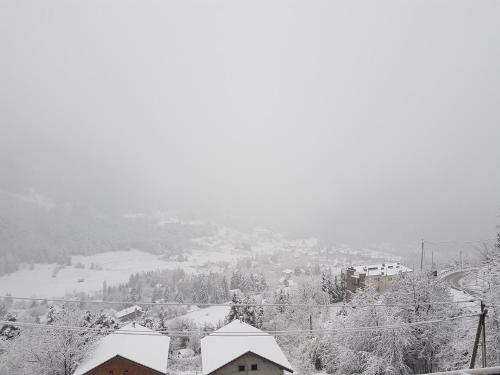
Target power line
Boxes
[0,295,479,309]
[424,239,496,246]
[0,314,480,337]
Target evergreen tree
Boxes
[253,273,268,292]
[175,291,184,303]
[102,280,107,300]
[230,270,242,290]
[163,286,171,301]
[199,278,209,304]
[0,312,20,340]
[321,270,345,303]
[0,301,7,319]
[152,287,162,303]
[158,308,168,331]
[225,294,263,328]
[222,276,230,300]
[275,289,290,314]
[139,315,155,329]
[81,310,120,334]
[46,305,58,324]
[225,293,244,323]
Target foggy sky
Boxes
[1,1,500,247]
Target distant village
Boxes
[4,236,499,375]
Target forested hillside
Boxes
[0,191,214,275]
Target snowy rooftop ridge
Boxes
[348,262,412,277]
[201,320,293,375]
[73,323,170,375]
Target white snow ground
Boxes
[0,249,240,298]
[166,305,230,327]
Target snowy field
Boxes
[167,305,230,327]
[0,249,241,298]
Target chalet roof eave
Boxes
[204,350,293,375]
[78,354,166,375]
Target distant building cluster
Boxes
[342,262,412,295]
[279,269,296,288]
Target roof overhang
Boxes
[79,354,166,375]
[205,350,293,375]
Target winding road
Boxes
[442,268,482,298]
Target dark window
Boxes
[238,365,245,371]
[251,364,258,371]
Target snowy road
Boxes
[443,269,482,298]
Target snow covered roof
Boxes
[347,262,412,276]
[201,320,293,375]
[73,323,170,375]
[115,305,143,319]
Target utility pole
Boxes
[431,250,434,270]
[420,239,425,272]
[460,250,463,270]
[470,301,488,369]
[482,301,487,368]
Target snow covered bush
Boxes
[384,271,471,372]
[0,305,98,375]
[326,283,414,375]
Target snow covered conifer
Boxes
[225,293,243,324]
[225,294,263,328]
[0,312,20,340]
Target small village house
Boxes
[342,262,412,295]
[172,348,196,359]
[229,289,243,297]
[115,305,144,322]
[201,320,293,375]
[73,323,170,375]
[280,269,293,281]
[279,269,295,288]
